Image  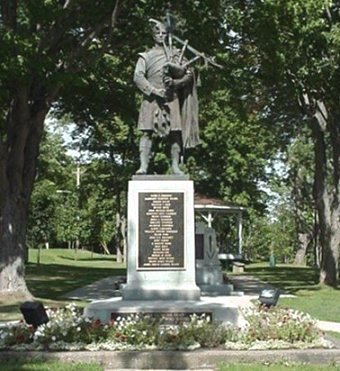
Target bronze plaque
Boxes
[111,311,212,325]
[195,234,204,260]
[138,192,184,270]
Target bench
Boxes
[232,261,245,273]
[218,253,250,271]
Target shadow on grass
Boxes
[0,304,22,322]
[59,256,117,262]
[26,263,126,300]
[244,265,321,294]
[0,264,127,322]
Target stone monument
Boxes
[122,175,200,300]
[85,13,245,326]
[195,222,233,295]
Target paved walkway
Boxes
[64,274,275,301]
[63,274,340,333]
[317,320,340,333]
[65,275,126,301]
[230,274,277,294]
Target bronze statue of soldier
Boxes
[134,19,199,175]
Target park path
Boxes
[64,274,275,300]
[64,274,340,334]
[229,274,278,295]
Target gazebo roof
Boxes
[194,193,245,214]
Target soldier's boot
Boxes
[171,142,184,175]
[136,135,152,175]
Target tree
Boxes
[27,126,77,250]
[226,0,339,285]
[0,0,131,299]
[287,134,316,265]
[62,1,287,262]
[27,179,59,250]
[57,1,241,260]
[1,0,233,298]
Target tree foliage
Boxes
[0,0,132,298]
[224,0,339,285]
[2,0,339,299]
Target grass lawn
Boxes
[27,248,125,299]
[2,360,339,371]
[1,360,103,371]
[243,264,320,293]
[0,248,126,322]
[1,250,339,326]
[218,362,340,370]
[243,264,340,322]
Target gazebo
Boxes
[194,194,246,255]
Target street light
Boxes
[56,189,79,258]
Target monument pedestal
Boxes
[122,175,200,301]
[84,176,245,326]
[85,297,247,327]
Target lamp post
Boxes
[74,162,81,260]
[56,189,77,256]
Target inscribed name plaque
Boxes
[111,311,212,325]
[138,192,185,270]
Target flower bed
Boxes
[0,304,333,351]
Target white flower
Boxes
[0,332,7,340]
[52,336,56,341]
[77,327,81,332]
[34,330,42,339]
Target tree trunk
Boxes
[115,212,127,264]
[291,151,314,266]
[298,95,339,286]
[311,112,339,287]
[312,210,321,267]
[115,193,123,263]
[0,197,32,300]
[120,214,127,264]
[0,86,48,300]
[115,191,127,264]
[294,232,311,265]
[101,241,110,255]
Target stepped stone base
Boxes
[199,283,234,296]
[84,296,247,327]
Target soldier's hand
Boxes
[163,62,186,78]
[163,76,174,88]
[152,87,166,98]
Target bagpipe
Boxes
[150,10,222,81]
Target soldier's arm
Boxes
[134,57,165,98]
[163,62,193,89]
[173,69,193,89]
